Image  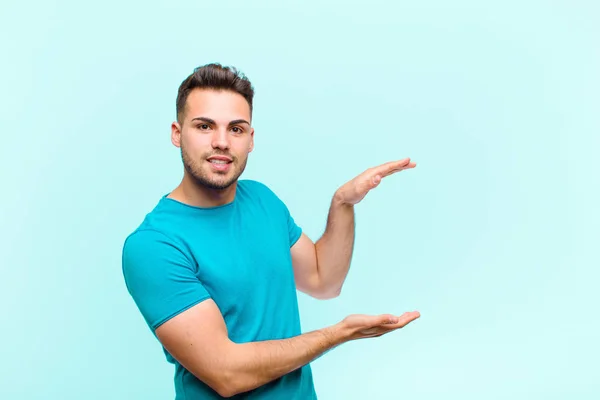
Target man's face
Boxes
[171,88,254,190]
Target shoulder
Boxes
[238,180,297,220]
[123,228,174,251]
[238,179,274,194]
[238,179,283,203]
[122,196,186,253]
[122,228,189,272]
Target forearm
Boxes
[223,324,348,396]
[314,192,355,294]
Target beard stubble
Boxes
[180,143,248,190]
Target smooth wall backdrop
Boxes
[1,1,598,399]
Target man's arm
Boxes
[155,298,419,398]
[291,196,355,299]
[291,158,416,299]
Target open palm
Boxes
[342,311,421,340]
[337,158,416,205]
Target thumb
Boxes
[371,175,382,186]
[378,314,399,325]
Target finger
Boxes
[379,311,420,328]
[378,313,400,325]
[394,311,420,327]
[359,159,411,185]
[375,159,409,174]
[373,158,415,178]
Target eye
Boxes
[197,124,211,131]
[231,126,244,134]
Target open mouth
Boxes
[207,157,233,172]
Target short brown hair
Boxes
[176,63,255,123]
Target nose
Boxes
[211,127,230,151]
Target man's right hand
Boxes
[336,311,421,340]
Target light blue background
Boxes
[1,1,598,399]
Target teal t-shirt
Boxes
[121,179,317,399]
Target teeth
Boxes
[210,159,228,164]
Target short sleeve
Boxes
[285,206,302,247]
[122,229,211,332]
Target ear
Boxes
[171,121,182,148]
[248,127,255,153]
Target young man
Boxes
[122,63,420,399]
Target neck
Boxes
[168,172,238,208]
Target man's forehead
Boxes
[188,89,248,107]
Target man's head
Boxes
[171,63,255,191]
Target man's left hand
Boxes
[335,158,416,205]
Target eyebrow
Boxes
[191,117,250,126]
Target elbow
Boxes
[190,361,242,397]
[323,289,342,300]
[214,388,233,398]
[212,376,240,398]
[300,277,341,300]
[212,368,253,398]
[199,375,231,398]
[311,285,341,300]
[204,344,263,397]
[215,386,237,399]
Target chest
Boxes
[187,211,295,306]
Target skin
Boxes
[169,88,254,208]
[159,87,420,397]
